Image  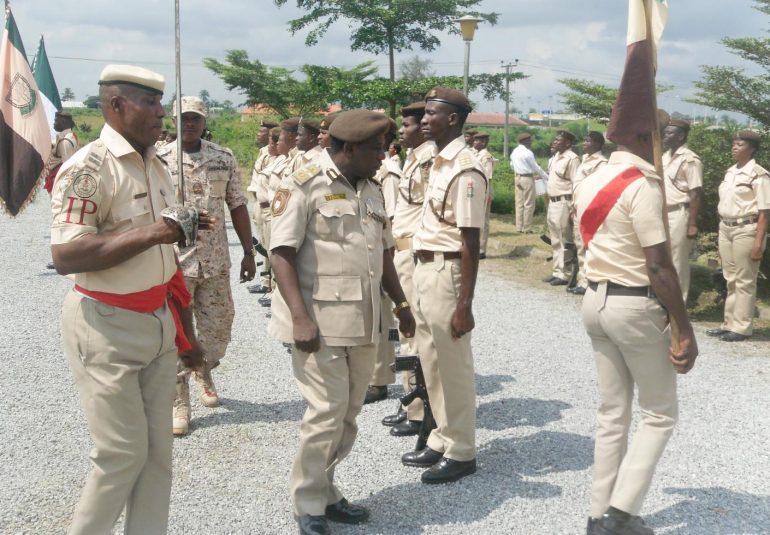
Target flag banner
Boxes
[606,0,669,146]
[0,7,52,216]
[32,35,61,141]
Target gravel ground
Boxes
[1,195,769,535]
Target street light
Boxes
[454,15,482,95]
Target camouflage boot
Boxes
[194,363,220,408]
[172,379,191,436]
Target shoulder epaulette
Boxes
[292,163,322,185]
[753,164,769,178]
[458,151,475,171]
[81,140,108,173]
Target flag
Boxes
[32,35,61,141]
[0,7,51,216]
[606,0,668,146]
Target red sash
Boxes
[43,164,62,193]
[75,269,193,353]
[580,166,645,248]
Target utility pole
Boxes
[501,60,518,159]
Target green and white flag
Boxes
[0,6,51,216]
[32,35,61,141]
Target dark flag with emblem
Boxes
[606,0,668,145]
[0,6,52,216]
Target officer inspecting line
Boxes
[47,62,768,535]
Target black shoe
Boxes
[364,385,387,404]
[587,517,600,535]
[597,507,653,535]
[390,420,421,437]
[571,286,586,295]
[248,284,270,294]
[705,328,728,337]
[550,278,568,286]
[543,275,557,283]
[46,261,56,270]
[324,498,369,525]
[720,331,748,342]
[401,446,443,467]
[479,253,487,259]
[382,409,407,426]
[297,515,329,535]
[421,457,477,484]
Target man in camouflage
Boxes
[158,96,256,435]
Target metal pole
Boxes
[503,63,510,159]
[174,0,184,205]
[463,40,470,95]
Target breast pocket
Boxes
[209,171,229,198]
[311,275,365,337]
[734,178,756,205]
[315,201,356,242]
[110,197,153,229]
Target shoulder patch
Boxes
[271,188,291,216]
[292,164,322,185]
[72,173,98,199]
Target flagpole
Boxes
[644,0,681,352]
[174,0,185,205]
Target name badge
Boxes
[324,193,347,201]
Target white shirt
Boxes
[510,144,548,180]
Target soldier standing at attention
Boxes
[463,128,478,150]
[158,96,255,435]
[50,65,208,535]
[574,112,698,535]
[290,118,324,172]
[569,131,608,296]
[280,117,301,179]
[253,127,282,296]
[662,119,703,302]
[706,130,770,342]
[247,120,278,295]
[544,131,580,286]
[44,111,79,193]
[317,114,337,149]
[268,109,415,535]
[381,101,435,436]
[510,132,549,233]
[400,87,486,484]
[473,132,495,259]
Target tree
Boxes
[199,89,211,105]
[61,87,75,101]
[400,55,435,80]
[691,0,770,128]
[559,78,674,122]
[273,0,498,85]
[83,95,100,109]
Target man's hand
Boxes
[153,217,184,244]
[750,243,764,262]
[396,308,416,338]
[451,303,475,339]
[240,255,256,282]
[686,225,698,239]
[179,338,205,371]
[197,209,216,231]
[670,328,698,374]
[294,316,320,354]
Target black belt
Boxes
[414,250,462,263]
[516,173,534,177]
[259,201,270,208]
[588,281,656,298]
[666,203,690,212]
[720,215,758,227]
[549,195,572,202]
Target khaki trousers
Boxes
[62,290,177,535]
[290,343,376,516]
[514,175,535,232]
[719,222,765,335]
[547,199,574,280]
[412,256,476,461]
[184,271,234,365]
[393,248,424,421]
[574,216,587,289]
[480,193,492,255]
[667,206,693,302]
[581,284,678,518]
[370,294,396,385]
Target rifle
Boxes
[391,355,436,452]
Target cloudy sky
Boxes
[6,0,767,117]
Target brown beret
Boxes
[517,132,531,142]
[270,126,281,141]
[735,129,761,142]
[400,101,426,118]
[557,130,576,143]
[473,133,489,140]
[260,120,278,129]
[387,117,398,136]
[299,118,321,134]
[319,113,338,130]
[425,86,472,112]
[329,109,390,143]
[668,118,690,131]
[281,117,301,133]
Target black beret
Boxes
[473,133,490,140]
[668,118,691,131]
[557,130,576,143]
[425,86,472,113]
[329,109,391,143]
[585,131,605,145]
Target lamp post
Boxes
[454,15,482,95]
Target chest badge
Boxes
[192,181,204,195]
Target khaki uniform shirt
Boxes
[268,149,394,346]
[718,159,770,219]
[575,152,608,184]
[50,124,177,294]
[413,136,487,252]
[476,148,495,183]
[392,141,435,240]
[157,140,247,278]
[287,145,324,175]
[376,157,401,219]
[662,145,703,206]
[48,128,79,170]
[574,151,667,287]
[547,149,580,196]
[248,145,272,193]
[281,147,300,179]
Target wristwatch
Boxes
[392,301,410,315]
[244,245,258,257]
